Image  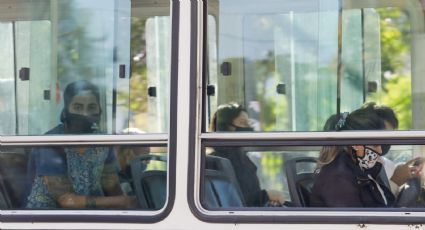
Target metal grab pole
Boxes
[336,0,343,118]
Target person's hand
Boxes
[391,157,423,186]
[58,193,86,208]
[410,157,424,176]
[124,196,138,208]
[266,190,284,206]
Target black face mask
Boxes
[232,125,254,132]
[64,112,100,134]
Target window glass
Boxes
[0,144,167,210]
[0,0,170,135]
[206,0,419,132]
[202,144,424,208]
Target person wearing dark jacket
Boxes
[209,102,283,207]
[311,148,395,207]
[311,106,396,207]
[210,147,269,206]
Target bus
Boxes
[0,0,425,229]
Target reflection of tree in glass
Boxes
[252,51,289,131]
[371,8,411,130]
[372,76,411,129]
[378,8,411,78]
[119,17,149,128]
[57,1,97,84]
[260,152,284,191]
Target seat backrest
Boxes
[284,156,317,207]
[0,149,29,208]
[396,177,421,207]
[202,155,245,208]
[131,154,167,210]
[139,170,167,210]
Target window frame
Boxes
[188,0,425,224]
[0,0,180,223]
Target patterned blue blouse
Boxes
[26,125,116,209]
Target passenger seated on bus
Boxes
[210,102,284,207]
[361,102,423,196]
[320,104,423,198]
[311,106,396,207]
[115,128,150,195]
[26,80,136,209]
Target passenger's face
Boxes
[68,91,100,116]
[352,145,382,158]
[229,111,250,131]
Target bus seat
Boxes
[203,169,245,208]
[139,170,166,210]
[0,149,29,208]
[203,155,245,208]
[396,177,422,207]
[284,157,317,207]
[131,154,167,210]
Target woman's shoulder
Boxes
[318,153,356,178]
[45,124,65,135]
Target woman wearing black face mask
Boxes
[26,80,136,209]
[311,107,395,207]
[59,80,102,134]
[209,102,283,207]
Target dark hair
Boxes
[338,106,386,131]
[323,114,339,131]
[60,80,101,122]
[210,102,246,132]
[362,102,398,129]
[318,106,386,167]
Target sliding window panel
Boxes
[0,144,167,210]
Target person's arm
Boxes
[391,157,422,186]
[266,190,284,206]
[44,174,136,209]
[57,193,136,209]
[43,175,73,200]
[101,162,123,196]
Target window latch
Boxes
[19,67,30,81]
[148,86,157,97]
[276,83,286,95]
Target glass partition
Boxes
[0,144,167,210]
[205,0,418,132]
[201,144,424,209]
[0,0,171,135]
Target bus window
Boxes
[0,144,167,210]
[205,0,417,132]
[0,0,172,218]
[0,0,170,135]
[196,0,425,222]
[201,144,424,208]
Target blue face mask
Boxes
[356,146,381,170]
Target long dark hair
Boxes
[210,102,246,132]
